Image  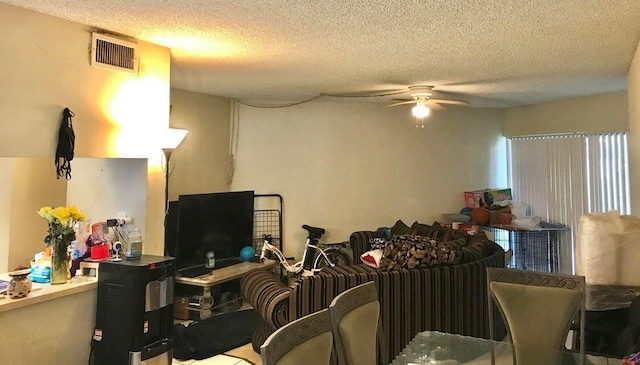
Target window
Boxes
[508,133,630,273]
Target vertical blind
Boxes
[508,133,630,274]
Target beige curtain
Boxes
[508,133,630,274]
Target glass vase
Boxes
[50,245,70,285]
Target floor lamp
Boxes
[161,128,189,215]
[162,128,188,257]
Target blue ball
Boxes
[240,246,255,261]
[460,207,473,216]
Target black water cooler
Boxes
[93,255,175,365]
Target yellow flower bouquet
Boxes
[37,206,87,284]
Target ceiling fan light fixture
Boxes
[412,103,430,118]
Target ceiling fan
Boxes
[387,85,469,118]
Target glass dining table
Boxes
[391,331,623,365]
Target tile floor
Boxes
[172,343,261,365]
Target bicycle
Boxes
[314,239,351,268]
[259,224,351,277]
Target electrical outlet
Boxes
[116,211,126,218]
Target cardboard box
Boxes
[457,224,479,235]
[440,223,479,235]
[174,295,191,320]
[464,188,512,208]
[489,207,511,225]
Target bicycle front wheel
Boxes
[314,248,351,268]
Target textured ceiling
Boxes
[4,0,640,107]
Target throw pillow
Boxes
[432,221,466,240]
[378,234,462,271]
[411,221,439,238]
[369,237,388,250]
[390,220,413,236]
[360,249,384,268]
[413,221,467,242]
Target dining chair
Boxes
[487,267,586,365]
[329,281,388,365]
[260,308,333,365]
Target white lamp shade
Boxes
[161,128,189,149]
[412,104,431,118]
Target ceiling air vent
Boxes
[91,33,138,73]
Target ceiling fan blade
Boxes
[428,103,445,111]
[325,88,408,98]
[429,98,469,106]
[387,100,415,107]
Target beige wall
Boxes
[503,91,629,137]
[0,158,148,272]
[169,89,231,199]
[7,159,67,272]
[0,160,11,272]
[67,158,148,229]
[629,42,640,214]
[0,2,171,256]
[0,5,169,363]
[232,101,507,258]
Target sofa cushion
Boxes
[379,234,462,271]
[461,231,501,263]
[466,230,489,245]
[390,220,413,236]
[410,221,436,236]
[411,221,467,243]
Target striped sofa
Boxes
[241,224,506,363]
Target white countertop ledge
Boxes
[0,273,97,312]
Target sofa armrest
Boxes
[349,230,376,262]
[240,268,292,329]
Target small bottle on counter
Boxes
[205,251,215,268]
[125,229,143,260]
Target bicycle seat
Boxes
[302,224,325,238]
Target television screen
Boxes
[174,190,254,271]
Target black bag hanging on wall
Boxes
[55,107,75,180]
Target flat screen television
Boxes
[173,190,254,273]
